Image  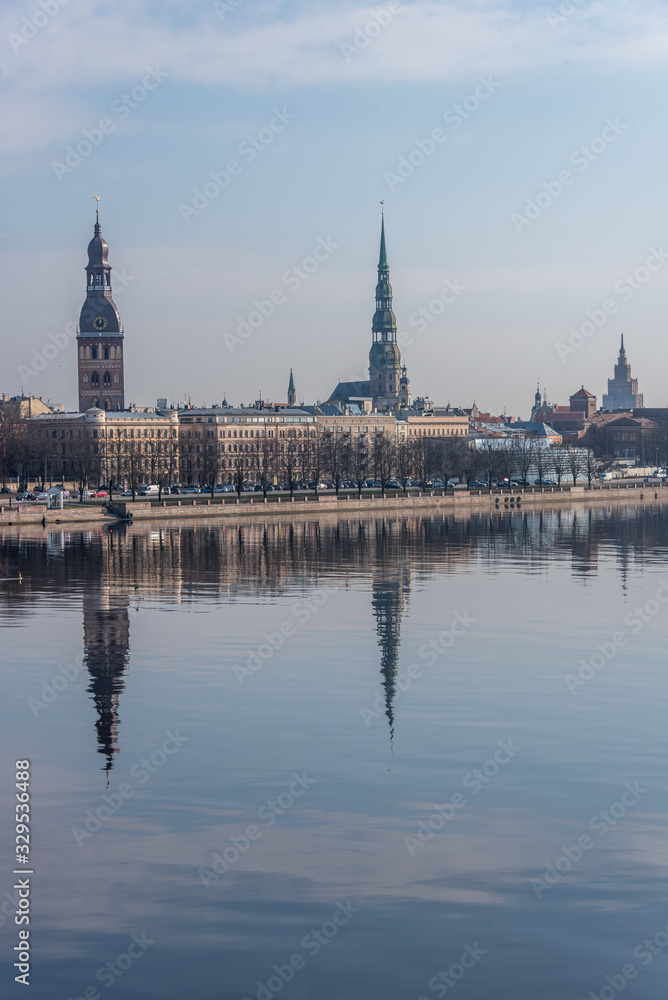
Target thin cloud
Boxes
[3,0,668,96]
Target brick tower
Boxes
[77,210,125,411]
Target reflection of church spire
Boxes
[371,555,410,748]
[83,588,130,777]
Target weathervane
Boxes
[380,199,384,215]
[94,194,100,218]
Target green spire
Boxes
[288,368,295,393]
[372,214,396,342]
[379,215,388,270]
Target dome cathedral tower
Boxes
[77,209,125,412]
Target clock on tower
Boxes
[76,208,125,412]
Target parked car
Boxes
[120,490,133,498]
[468,480,489,488]
[17,492,35,500]
[93,490,108,498]
[181,487,200,495]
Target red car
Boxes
[93,490,108,498]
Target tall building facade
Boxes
[369,216,403,412]
[77,212,125,412]
[602,335,643,410]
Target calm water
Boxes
[2,504,668,999]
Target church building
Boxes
[327,216,410,413]
[77,211,125,411]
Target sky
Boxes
[2,0,668,416]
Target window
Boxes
[92,347,98,360]
[103,347,109,360]
[114,374,119,384]
[82,374,89,384]
[103,372,111,385]
[91,371,99,386]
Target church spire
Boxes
[372,214,396,343]
[287,369,296,406]
[369,212,402,411]
[379,214,388,270]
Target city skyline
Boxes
[2,1,668,414]
[5,206,652,420]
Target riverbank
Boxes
[1,481,665,526]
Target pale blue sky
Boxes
[2,0,668,413]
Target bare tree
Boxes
[372,431,396,496]
[412,435,439,491]
[566,445,585,485]
[583,448,599,487]
[123,438,146,500]
[69,431,96,502]
[232,451,246,497]
[476,442,500,487]
[534,445,550,486]
[282,432,301,497]
[512,438,534,485]
[550,448,568,487]
[351,435,369,497]
[253,430,276,497]
[201,432,221,498]
[322,429,349,495]
[395,439,414,494]
[303,425,323,496]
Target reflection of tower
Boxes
[371,536,410,745]
[83,588,130,777]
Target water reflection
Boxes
[83,588,130,778]
[372,523,411,747]
[3,502,668,1000]
[1,502,668,774]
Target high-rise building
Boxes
[602,335,643,410]
[77,211,125,412]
